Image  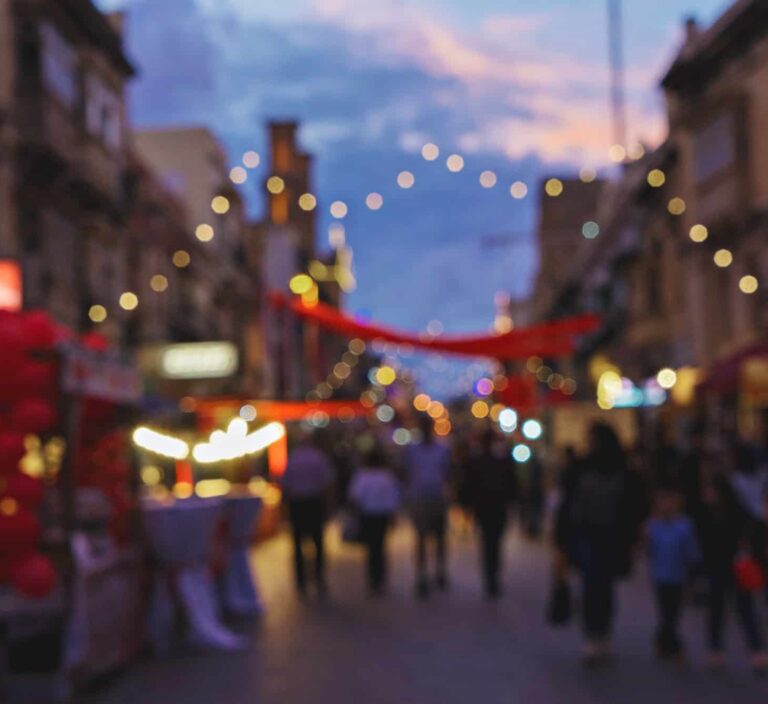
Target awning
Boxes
[697,342,768,396]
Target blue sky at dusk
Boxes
[101,0,727,342]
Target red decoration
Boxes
[3,473,44,509]
[81,332,110,352]
[0,315,24,366]
[734,556,767,592]
[18,360,58,397]
[269,292,600,360]
[498,375,538,410]
[0,431,25,475]
[9,552,57,599]
[13,398,57,435]
[21,310,57,351]
[0,508,41,554]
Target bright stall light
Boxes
[240,404,258,422]
[522,419,543,441]
[499,408,518,433]
[193,422,286,465]
[656,368,678,390]
[512,444,532,463]
[133,427,189,460]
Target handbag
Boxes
[546,574,572,626]
[733,554,767,593]
[340,508,362,544]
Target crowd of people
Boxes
[278,416,768,673]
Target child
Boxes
[647,486,700,659]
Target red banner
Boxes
[269,293,599,360]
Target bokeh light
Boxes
[510,181,528,199]
[267,176,285,195]
[668,197,686,215]
[88,305,107,323]
[422,143,439,161]
[397,171,415,189]
[512,444,532,463]
[446,155,464,173]
[195,223,214,242]
[119,292,138,311]
[656,368,677,389]
[376,405,395,423]
[211,196,230,214]
[299,193,317,211]
[173,250,191,268]
[739,275,759,294]
[413,394,431,412]
[289,274,314,295]
[366,192,384,210]
[545,178,563,197]
[479,171,497,188]
[609,144,626,163]
[475,378,494,396]
[689,224,708,243]
[376,366,397,386]
[150,274,168,292]
[647,169,666,188]
[471,400,489,419]
[713,249,733,268]
[522,419,543,440]
[330,200,348,218]
[242,151,260,168]
[230,166,247,185]
[579,166,597,183]
[582,221,600,239]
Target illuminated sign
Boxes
[611,378,667,409]
[0,260,22,312]
[160,342,238,380]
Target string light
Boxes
[230,167,247,184]
[366,192,384,210]
[714,249,733,268]
[89,305,107,323]
[689,224,708,243]
[647,169,666,187]
[150,275,169,292]
[446,155,464,173]
[173,250,191,268]
[299,193,317,211]
[739,275,759,294]
[397,171,415,189]
[211,196,230,214]
[195,224,214,242]
[119,292,139,311]
[579,167,597,183]
[330,201,348,218]
[510,181,528,199]
[422,143,439,161]
[267,176,285,195]
[242,151,260,168]
[479,171,497,188]
[668,197,686,215]
[545,178,563,197]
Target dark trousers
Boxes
[478,512,506,594]
[655,583,684,655]
[577,534,616,639]
[414,502,447,582]
[361,514,390,591]
[288,497,326,592]
[708,571,764,653]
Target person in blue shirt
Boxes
[646,485,700,659]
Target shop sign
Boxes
[61,347,142,403]
[159,342,238,380]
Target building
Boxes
[0,0,135,332]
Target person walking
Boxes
[697,474,768,673]
[646,486,700,660]
[404,415,453,598]
[564,423,646,665]
[468,429,517,599]
[348,444,401,596]
[281,431,335,597]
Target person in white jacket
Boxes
[348,444,401,595]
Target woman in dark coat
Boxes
[468,429,517,599]
[562,423,646,664]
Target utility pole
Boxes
[607,0,627,152]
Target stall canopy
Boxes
[697,343,768,396]
[269,293,601,360]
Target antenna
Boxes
[607,0,627,152]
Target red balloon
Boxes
[0,431,25,475]
[2,473,44,509]
[9,552,57,599]
[0,508,41,554]
[21,311,57,351]
[12,398,57,435]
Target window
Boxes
[694,112,736,184]
[40,23,77,108]
[85,74,122,151]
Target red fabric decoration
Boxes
[0,431,25,475]
[269,292,600,360]
[21,311,57,351]
[498,375,538,410]
[9,552,57,599]
[12,398,57,435]
[2,473,44,509]
[0,508,41,554]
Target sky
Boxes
[99,0,728,376]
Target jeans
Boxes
[655,583,684,655]
[288,497,326,592]
[361,514,390,591]
[478,511,506,595]
[708,571,764,653]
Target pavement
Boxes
[83,518,768,704]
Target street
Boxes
[84,521,768,704]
